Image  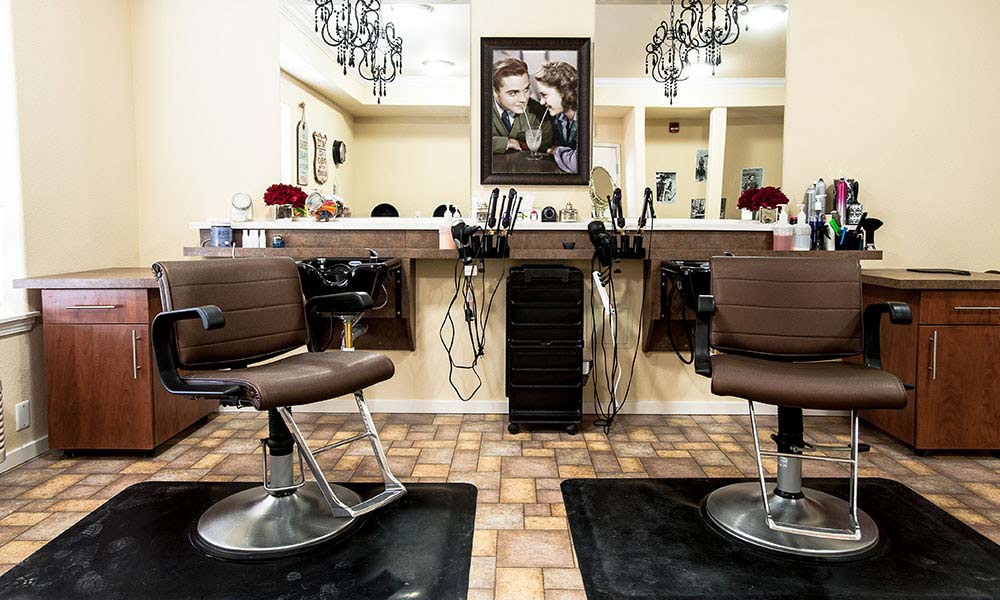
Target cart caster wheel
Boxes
[914,449,930,457]
[507,423,521,435]
[565,424,579,435]
[63,451,77,459]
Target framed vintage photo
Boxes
[480,37,592,186]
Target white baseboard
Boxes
[0,435,49,474]
[280,397,845,417]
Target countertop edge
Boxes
[861,273,1000,290]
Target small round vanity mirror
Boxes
[589,166,614,220]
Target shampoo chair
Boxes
[150,257,405,559]
[695,256,910,557]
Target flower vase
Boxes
[272,204,294,221]
[756,207,777,224]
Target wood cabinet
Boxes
[860,272,1000,453]
[32,281,216,452]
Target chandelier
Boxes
[314,0,403,102]
[645,0,692,105]
[645,0,750,104]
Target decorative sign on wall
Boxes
[297,102,309,186]
[741,167,764,193]
[313,132,329,185]
[695,149,709,182]
[655,171,677,204]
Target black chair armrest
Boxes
[305,291,374,315]
[151,306,243,398]
[694,295,715,378]
[863,301,912,370]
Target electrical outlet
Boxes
[15,401,30,431]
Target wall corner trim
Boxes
[0,435,49,474]
[0,311,39,339]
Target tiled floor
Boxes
[2,411,1000,599]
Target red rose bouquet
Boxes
[263,183,307,209]
[737,186,789,212]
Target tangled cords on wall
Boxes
[589,189,655,433]
[439,224,507,402]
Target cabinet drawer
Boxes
[42,289,149,324]
[920,290,1000,325]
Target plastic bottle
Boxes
[793,208,811,251]
[811,181,827,250]
[244,229,257,248]
[772,207,793,251]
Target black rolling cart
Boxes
[505,265,584,435]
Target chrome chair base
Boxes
[704,482,879,558]
[195,482,363,560]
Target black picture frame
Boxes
[480,37,592,186]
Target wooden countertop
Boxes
[14,268,158,289]
[861,269,1000,290]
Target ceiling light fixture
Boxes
[386,3,434,18]
[747,4,787,29]
[422,59,455,76]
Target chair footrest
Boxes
[343,485,407,517]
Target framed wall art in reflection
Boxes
[481,37,592,186]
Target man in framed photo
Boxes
[491,57,552,155]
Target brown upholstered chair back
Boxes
[153,258,308,369]
[709,256,863,360]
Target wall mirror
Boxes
[594,0,788,219]
[278,0,471,219]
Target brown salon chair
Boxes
[150,257,405,559]
[694,256,911,558]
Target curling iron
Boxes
[501,188,517,230]
[486,187,500,230]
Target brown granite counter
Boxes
[14,268,157,289]
[861,269,1000,290]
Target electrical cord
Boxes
[439,234,506,401]
[590,215,654,433]
[664,280,695,364]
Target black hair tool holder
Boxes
[481,233,511,259]
[613,233,647,259]
[835,230,865,251]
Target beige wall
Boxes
[279,72,355,202]
[645,119,710,219]
[0,329,46,457]
[12,0,139,276]
[784,0,1000,270]
[132,0,281,264]
[352,117,471,218]
[722,120,784,219]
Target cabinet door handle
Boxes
[953,306,1000,311]
[65,305,118,310]
[928,330,938,381]
[131,329,142,379]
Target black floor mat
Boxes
[562,478,1000,599]
[0,482,476,600]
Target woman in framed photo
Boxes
[534,61,579,174]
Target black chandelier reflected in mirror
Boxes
[645,0,750,104]
[314,0,403,103]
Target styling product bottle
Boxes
[811,180,826,250]
[244,229,257,248]
[257,230,267,248]
[772,207,793,251]
[793,207,811,251]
